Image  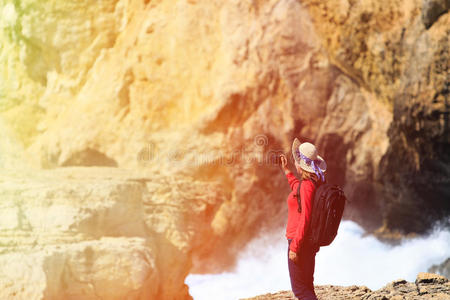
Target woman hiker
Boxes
[279,138,327,300]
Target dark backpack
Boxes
[296,180,346,247]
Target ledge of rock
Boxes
[242,273,450,300]
[0,166,227,299]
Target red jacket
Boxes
[285,172,316,253]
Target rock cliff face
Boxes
[243,273,450,300]
[300,0,450,233]
[0,0,448,299]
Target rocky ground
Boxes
[242,273,450,300]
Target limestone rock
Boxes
[0,238,158,300]
[0,167,226,299]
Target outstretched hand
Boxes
[279,154,291,175]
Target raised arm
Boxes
[280,154,300,191]
[286,172,300,191]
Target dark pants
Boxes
[287,239,318,300]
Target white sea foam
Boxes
[185,221,450,300]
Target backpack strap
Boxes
[296,182,302,213]
[296,179,319,213]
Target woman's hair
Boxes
[295,162,325,183]
[301,169,320,182]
